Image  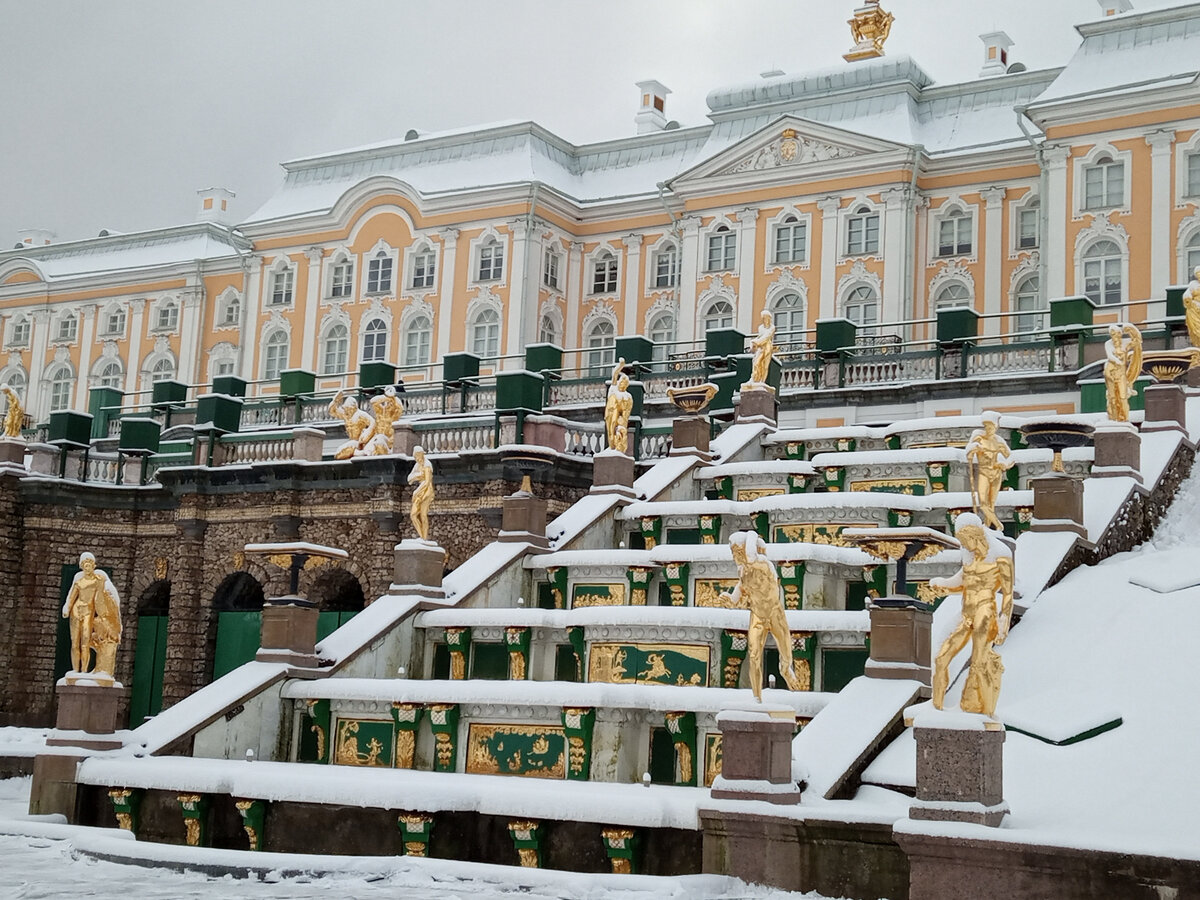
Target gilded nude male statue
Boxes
[603,359,633,454]
[329,390,378,459]
[368,386,405,455]
[966,411,1013,532]
[62,551,123,680]
[1182,265,1200,349]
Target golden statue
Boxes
[407,445,434,542]
[61,551,123,681]
[718,530,805,702]
[1183,265,1200,350]
[1,385,23,439]
[929,513,1014,717]
[743,310,776,391]
[328,390,377,459]
[845,0,894,62]
[1103,323,1143,423]
[966,411,1012,532]
[368,386,405,455]
[603,359,633,454]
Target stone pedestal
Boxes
[591,449,636,498]
[499,491,549,549]
[27,442,59,476]
[291,426,325,462]
[910,713,1008,827]
[670,415,712,459]
[1091,421,1141,481]
[46,682,125,750]
[28,754,85,819]
[121,456,145,485]
[256,597,320,668]
[709,706,801,804]
[1143,383,1187,433]
[0,436,25,469]
[736,387,778,426]
[866,598,932,686]
[393,422,417,457]
[1030,474,1086,539]
[1187,365,1200,390]
[392,539,447,598]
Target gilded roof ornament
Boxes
[844,1,894,62]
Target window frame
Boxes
[652,243,679,289]
[591,251,619,294]
[845,206,881,257]
[262,329,290,381]
[470,307,501,358]
[584,318,616,373]
[843,284,879,334]
[321,323,350,375]
[773,215,808,265]
[361,317,389,363]
[330,257,355,299]
[1081,239,1124,306]
[702,298,735,332]
[705,226,737,272]
[57,313,79,343]
[366,250,394,295]
[542,248,561,290]
[270,267,294,306]
[477,240,504,282]
[936,211,973,258]
[48,365,74,412]
[403,314,433,366]
[8,318,31,348]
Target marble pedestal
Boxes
[866,598,932,686]
[709,706,801,805]
[670,415,711,460]
[392,539,447,597]
[591,449,636,498]
[499,491,549,549]
[1143,383,1187,433]
[736,387,778,426]
[256,596,320,668]
[1030,474,1086,539]
[0,436,25,469]
[46,682,124,750]
[910,712,1007,827]
[1091,421,1141,481]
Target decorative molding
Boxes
[580,300,618,337]
[1073,212,1129,255]
[465,285,503,324]
[928,259,976,299]
[766,269,810,304]
[1007,251,1040,296]
[720,129,859,175]
[836,259,882,300]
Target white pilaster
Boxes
[504,218,531,368]
[434,228,459,370]
[241,257,263,383]
[881,188,908,326]
[678,217,701,342]
[28,309,51,419]
[817,197,842,318]
[735,207,760,333]
[177,287,202,386]
[73,304,97,409]
[565,242,584,367]
[1044,145,1071,299]
[124,300,146,398]
[981,187,1006,336]
[621,233,643,336]
[1147,129,1176,299]
[914,194,931,339]
[521,222,543,353]
[301,250,322,372]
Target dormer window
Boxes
[366,251,393,294]
[57,313,78,342]
[706,226,737,272]
[846,206,880,256]
[271,268,294,305]
[592,251,619,293]
[331,259,354,298]
[220,294,241,327]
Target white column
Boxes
[73,304,98,409]
[881,188,908,327]
[434,228,459,369]
[735,207,759,333]
[981,187,1006,337]
[124,299,146,398]
[503,218,531,368]
[677,216,701,342]
[914,194,931,340]
[817,197,842,319]
[521,222,543,353]
[621,233,643,336]
[1044,145,1071,299]
[1147,129,1176,298]
[240,257,263,383]
[177,287,203,387]
[300,250,323,372]
[565,241,584,371]
[28,309,51,419]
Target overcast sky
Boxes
[0,0,1180,246]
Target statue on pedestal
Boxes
[61,551,122,681]
[1103,323,1142,423]
[966,411,1013,532]
[718,530,806,701]
[408,445,434,542]
[1182,265,1200,349]
[744,310,777,391]
[368,386,405,455]
[603,359,633,454]
[2,386,23,439]
[328,391,377,459]
[929,514,1014,717]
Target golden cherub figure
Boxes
[929,513,1014,717]
[1,385,23,439]
[966,411,1013,532]
[328,390,378,459]
[719,530,805,702]
[407,445,434,542]
[603,359,633,454]
[62,551,123,681]
[1103,323,1143,423]
[1182,265,1200,350]
[743,310,776,391]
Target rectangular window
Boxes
[411,251,436,289]
[105,311,125,335]
[331,261,354,298]
[846,213,880,255]
[367,255,393,293]
[592,256,618,293]
[1018,208,1039,249]
[654,249,679,288]
[478,243,503,281]
[937,216,972,257]
[271,269,293,305]
[1084,161,1124,209]
[706,230,737,271]
[774,221,807,264]
[1083,257,1122,305]
[1188,154,1200,197]
[543,250,560,289]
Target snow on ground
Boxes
[0,778,832,900]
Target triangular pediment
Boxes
[676,116,908,185]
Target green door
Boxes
[212,610,262,679]
[316,609,356,642]
[649,727,676,784]
[129,615,168,726]
[821,648,870,692]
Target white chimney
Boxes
[1098,0,1133,15]
[16,227,54,248]
[196,187,236,226]
[635,80,671,134]
[979,31,1014,78]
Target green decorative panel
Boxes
[885,434,901,450]
[507,819,545,868]
[850,478,925,495]
[572,582,626,608]
[118,417,162,455]
[467,724,567,779]
[705,327,746,359]
[545,566,567,609]
[332,718,394,767]
[390,702,424,768]
[359,361,396,390]
[151,379,187,406]
[664,711,698,786]
[888,508,915,528]
[442,352,480,384]
[834,436,857,452]
[698,513,721,545]
[1049,295,1096,329]
[211,375,248,397]
[48,410,92,446]
[567,627,585,681]
[428,704,460,772]
[714,475,733,500]
[588,642,709,686]
[720,630,748,688]
[787,474,807,493]
[561,706,596,781]
[194,394,242,434]
[525,342,563,374]
[926,462,950,493]
[639,516,662,550]
[821,466,845,492]
[496,370,544,412]
[471,642,509,680]
[815,317,856,353]
[627,566,653,606]
[107,787,142,834]
[445,627,471,680]
[397,813,435,856]
[505,627,530,680]
[783,440,806,460]
[234,799,266,851]
[936,307,980,344]
[279,369,316,398]
[778,560,805,610]
[176,793,211,847]
[752,511,771,542]
[602,826,642,874]
[661,561,690,606]
[299,699,331,764]
[614,334,653,365]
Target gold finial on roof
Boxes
[844,1,894,63]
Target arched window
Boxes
[585,319,615,372]
[648,312,676,362]
[366,251,393,294]
[103,307,126,336]
[771,292,805,344]
[846,206,880,255]
[934,283,972,309]
[97,361,123,389]
[49,365,74,412]
[322,324,349,374]
[4,369,27,398]
[1082,240,1122,305]
[362,318,388,363]
[219,294,240,327]
[1014,275,1044,333]
[591,251,618,294]
[57,313,78,342]
[156,300,179,331]
[654,243,679,288]
[537,313,560,346]
[706,226,737,272]
[1186,230,1200,276]
[404,315,432,366]
[263,330,289,381]
[703,299,734,331]
[150,357,175,383]
[470,308,500,358]
[844,285,879,332]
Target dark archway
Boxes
[309,568,365,641]
[211,572,266,680]
[212,572,266,611]
[130,579,171,727]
